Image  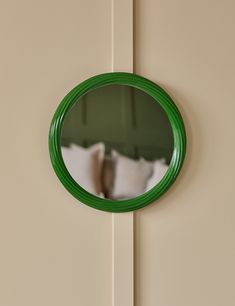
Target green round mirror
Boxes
[49,72,186,212]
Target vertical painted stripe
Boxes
[112,1,134,306]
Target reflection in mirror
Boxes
[60,85,174,200]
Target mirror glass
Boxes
[60,84,174,200]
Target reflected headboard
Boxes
[61,85,174,164]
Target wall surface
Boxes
[0,1,235,306]
[0,1,112,306]
[135,1,235,306]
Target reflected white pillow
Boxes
[61,143,105,196]
[145,159,168,191]
[109,150,153,199]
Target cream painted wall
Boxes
[135,1,235,306]
[0,1,112,306]
[0,0,235,306]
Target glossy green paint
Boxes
[49,72,186,212]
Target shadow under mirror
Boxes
[60,84,174,200]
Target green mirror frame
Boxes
[49,72,186,212]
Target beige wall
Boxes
[135,1,235,305]
[0,1,112,306]
[0,1,234,306]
